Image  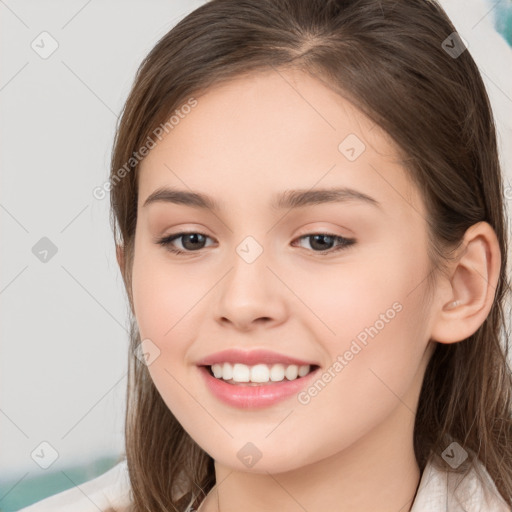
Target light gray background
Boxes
[1,0,511,485]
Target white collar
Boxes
[410,455,510,511]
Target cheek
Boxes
[290,241,428,345]
[131,244,215,409]
[131,240,200,340]
[296,240,431,398]
[289,292,429,468]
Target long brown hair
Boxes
[109,0,512,509]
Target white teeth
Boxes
[222,362,233,380]
[232,363,250,382]
[209,362,313,383]
[298,364,310,377]
[285,365,298,380]
[270,363,285,382]
[251,364,270,383]
[211,364,223,378]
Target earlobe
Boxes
[430,221,501,344]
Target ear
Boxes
[430,221,501,344]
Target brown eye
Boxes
[293,233,356,255]
[156,232,214,254]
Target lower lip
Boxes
[198,366,320,409]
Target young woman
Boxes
[19,0,512,510]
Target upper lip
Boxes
[196,348,318,367]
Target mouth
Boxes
[201,362,321,386]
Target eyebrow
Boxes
[142,186,381,211]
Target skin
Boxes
[117,67,501,512]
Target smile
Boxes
[208,362,316,384]
[199,365,321,408]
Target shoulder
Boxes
[411,454,511,512]
[16,459,131,512]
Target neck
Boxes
[199,402,422,512]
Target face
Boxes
[131,68,436,473]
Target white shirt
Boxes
[17,456,511,512]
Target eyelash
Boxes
[155,231,356,256]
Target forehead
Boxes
[137,68,423,219]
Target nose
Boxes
[214,245,288,331]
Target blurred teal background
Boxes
[0,456,119,511]
[495,0,512,44]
